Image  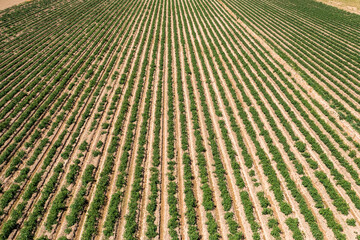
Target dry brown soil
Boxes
[316,0,360,14]
[0,0,30,11]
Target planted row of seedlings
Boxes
[0,0,128,196]
[0,0,107,139]
[0,0,143,238]
[35,1,148,238]
[53,0,151,237]
[213,0,360,194]
[56,1,153,238]
[0,9,119,223]
[177,0,231,238]
[220,0,360,134]
[180,0,256,238]
[183,0,292,238]
[80,0,163,239]
[141,6,165,235]
[212,0,360,216]
[0,0,71,44]
[120,0,164,238]
[164,0,182,238]
[184,0,358,238]
[187,1,279,239]
[170,0,207,238]
[222,0,360,71]
[0,0,119,172]
[201,0,360,237]
[0,0,130,192]
[0,0,101,96]
[15,3,131,236]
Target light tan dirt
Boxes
[158,4,169,240]
[0,0,30,11]
[159,71,170,240]
[316,0,360,15]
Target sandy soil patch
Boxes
[0,0,30,11]
[316,0,360,14]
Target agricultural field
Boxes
[0,0,359,239]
